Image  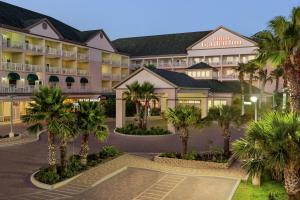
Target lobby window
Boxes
[205,71,211,77]
[192,71,197,77]
[179,100,201,108]
[208,100,227,109]
[197,71,201,77]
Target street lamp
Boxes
[250,96,258,122]
[9,95,15,138]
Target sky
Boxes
[2,0,300,40]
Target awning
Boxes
[80,77,88,84]
[66,76,75,83]
[27,74,39,85]
[7,72,20,80]
[49,75,59,82]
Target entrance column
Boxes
[166,89,177,133]
[116,90,125,128]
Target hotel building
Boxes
[0,1,129,124]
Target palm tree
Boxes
[124,81,142,128]
[271,66,284,92]
[140,82,158,129]
[22,86,67,172]
[245,61,258,95]
[77,102,108,165]
[257,68,273,108]
[207,105,241,158]
[233,112,300,199]
[164,104,202,156]
[253,7,300,113]
[236,63,247,115]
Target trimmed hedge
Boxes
[116,124,171,136]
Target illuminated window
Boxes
[192,71,197,77]
[197,71,201,77]
[208,100,227,109]
[205,71,211,77]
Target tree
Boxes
[77,102,108,165]
[236,63,247,115]
[207,105,241,158]
[271,66,284,92]
[233,112,300,200]
[245,61,258,95]
[164,104,202,156]
[22,86,68,172]
[257,68,273,108]
[253,7,300,113]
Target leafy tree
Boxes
[233,112,300,200]
[164,104,203,155]
[77,102,108,165]
[271,66,284,92]
[245,61,259,95]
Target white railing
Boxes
[62,67,77,75]
[102,59,111,65]
[46,66,61,74]
[158,63,172,68]
[101,87,111,93]
[0,86,35,93]
[131,63,143,68]
[2,40,24,49]
[221,74,239,80]
[1,62,24,71]
[102,73,111,79]
[63,50,76,58]
[112,60,121,66]
[112,74,121,80]
[121,62,129,67]
[222,61,239,65]
[77,69,89,76]
[77,53,89,60]
[45,47,61,56]
[24,64,43,72]
[25,43,43,53]
[121,74,128,79]
[173,62,187,67]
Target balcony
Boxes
[25,43,43,54]
[101,87,112,93]
[222,61,239,66]
[77,69,89,76]
[0,86,35,93]
[112,60,121,66]
[220,74,239,80]
[1,62,24,71]
[158,63,172,69]
[121,73,128,79]
[24,64,43,72]
[2,40,24,50]
[131,63,143,68]
[102,59,111,65]
[102,73,111,80]
[63,50,77,59]
[173,62,187,68]
[45,47,61,57]
[77,53,89,61]
[112,74,121,81]
[121,62,129,67]
[62,67,77,75]
[46,66,61,74]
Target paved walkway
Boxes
[1,154,246,200]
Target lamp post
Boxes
[250,96,258,122]
[9,95,14,138]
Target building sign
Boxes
[200,36,243,48]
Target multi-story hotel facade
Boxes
[0,1,129,124]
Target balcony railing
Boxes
[1,62,24,71]
[63,50,77,59]
[112,74,121,81]
[173,62,187,68]
[222,61,239,66]
[46,66,61,74]
[62,67,77,75]
[102,59,111,65]
[2,40,24,50]
[77,69,89,76]
[45,47,61,56]
[221,74,239,80]
[131,63,143,68]
[112,60,121,66]
[158,63,172,68]
[101,87,111,93]
[0,86,35,93]
[24,64,43,72]
[25,43,43,53]
[77,53,89,60]
[102,73,111,80]
[121,74,128,79]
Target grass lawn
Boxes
[233,173,288,200]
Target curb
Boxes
[113,128,175,138]
[0,130,45,148]
[92,166,128,187]
[227,179,241,200]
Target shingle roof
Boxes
[112,31,212,57]
[186,62,217,70]
[146,67,259,93]
[0,1,101,44]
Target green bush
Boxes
[182,150,197,160]
[116,124,171,135]
[150,108,161,116]
[35,168,60,184]
[160,151,229,163]
[69,155,85,172]
[99,146,120,158]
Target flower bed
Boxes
[0,133,19,139]
[154,151,235,169]
[115,124,171,136]
[34,146,121,185]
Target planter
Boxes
[0,134,21,142]
[114,128,174,137]
[154,155,235,169]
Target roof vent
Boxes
[42,22,48,30]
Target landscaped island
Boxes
[115,124,171,136]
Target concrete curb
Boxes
[227,179,241,200]
[113,128,175,138]
[30,171,82,190]
[0,130,45,148]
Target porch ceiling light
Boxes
[250,96,258,103]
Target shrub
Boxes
[182,150,197,160]
[159,152,179,158]
[99,146,120,159]
[150,108,161,116]
[35,168,60,184]
[69,155,85,172]
[116,124,170,135]
[268,192,279,200]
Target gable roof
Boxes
[112,30,212,57]
[115,67,259,93]
[186,62,217,71]
[0,1,107,45]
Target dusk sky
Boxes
[2,0,300,40]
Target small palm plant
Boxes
[257,68,272,108]
[237,63,247,115]
[164,104,202,156]
[207,105,241,158]
[233,112,300,199]
[77,101,108,166]
[22,86,68,172]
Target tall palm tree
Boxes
[164,104,202,156]
[245,61,258,95]
[77,102,108,165]
[22,86,68,172]
[233,112,300,200]
[236,63,247,115]
[271,66,284,92]
[253,7,300,113]
[207,105,241,158]
[257,68,273,108]
[140,82,158,129]
[124,81,142,128]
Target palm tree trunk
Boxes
[48,131,56,172]
[79,133,89,166]
[135,101,142,128]
[60,139,68,173]
[240,80,245,115]
[284,163,300,200]
[275,77,279,92]
[252,172,261,186]
[223,127,230,158]
[249,74,253,95]
[143,101,149,129]
[181,129,189,156]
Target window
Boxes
[208,100,227,109]
[192,71,197,77]
[197,71,201,77]
[201,71,205,77]
[179,100,201,108]
[205,71,211,77]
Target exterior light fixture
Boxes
[250,96,258,122]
